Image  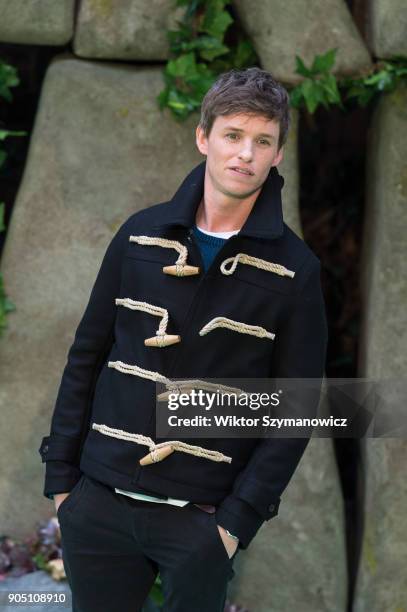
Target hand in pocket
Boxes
[54,492,70,514]
[216,525,239,559]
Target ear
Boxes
[271,145,284,167]
[196,124,208,156]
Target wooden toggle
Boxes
[163,264,200,277]
[144,334,181,348]
[139,444,174,465]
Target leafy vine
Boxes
[158,1,407,118]
[0,59,25,337]
[157,0,257,118]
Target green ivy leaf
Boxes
[322,73,341,104]
[156,87,169,110]
[289,85,304,108]
[0,202,5,232]
[198,37,230,61]
[344,82,375,106]
[168,22,194,49]
[0,271,16,337]
[295,55,313,78]
[199,1,233,40]
[0,61,20,102]
[0,129,26,141]
[301,79,321,113]
[171,34,229,59]
[365,69,393,91]
[167,92,189,112]
[166,52,198,78]
[315,84,331,110]
[31,553,48,571]
[311,48,338,74]
[166,87,197,117]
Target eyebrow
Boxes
[222,126,276,140]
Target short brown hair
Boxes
[198,67,290,150]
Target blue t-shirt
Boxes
[192,225,233,271]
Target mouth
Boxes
[228,166,254,177]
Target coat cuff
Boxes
[39,434,83,499]
[43,462,83,500]
[39,433,82,463]
[215,497,267,550]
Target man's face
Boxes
[195,113,284,201]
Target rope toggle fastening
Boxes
[220,252,295,278]
[129,235,200,277]
[115,298,181,347]
[91,423,232,466]
[199,316,276,341]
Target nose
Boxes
[238,140,253,162]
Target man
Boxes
[39,67,328,611]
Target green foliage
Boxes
[160,2,407,122]
[290,49,343,113]
[0,265,16,337]
[1,59,22,338]
[0,203,15,332]
[0,61,19,102]
[0,129,27,169]
[290,49,407,113]
[342,56,407,106]
[0,200,17,338]
[158,0,257,119]
[0,129,26,141]
[1,59,26,171]
[31,552,49,571]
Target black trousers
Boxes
[57,473,239,612]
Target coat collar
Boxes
[152,160,285,240]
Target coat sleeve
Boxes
[215,258,328,549]
[38,215,135,499]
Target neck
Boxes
[195,169,261,232]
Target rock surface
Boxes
[73,0,184,60]
[0,0,74,46]
[366,0,407,58]
[234,0,372,84]
[354,85,407,612]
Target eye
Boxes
[258,139,271,146]
[226,133,239,140]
